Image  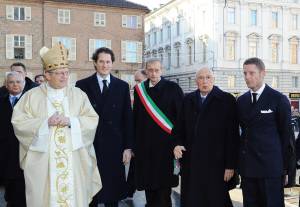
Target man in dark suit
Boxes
[0,62,38,98]
[76,47,133,207]
[173,67,239,207]
[237,57,291,207]
[133,58,184,207]
[0,71,26,207]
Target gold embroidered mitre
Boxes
[39,42,69,71]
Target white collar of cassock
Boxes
[46,83,65,103]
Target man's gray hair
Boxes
[5,71,25,83]
[195,66,214,77]
[145,58,162,69]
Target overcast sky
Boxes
[128,0,171,10]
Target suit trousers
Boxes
[4,178,26,207]
[241,177,284,207]
[145,188,172,207]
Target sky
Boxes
[128,0,171,10]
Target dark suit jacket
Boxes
[237,84,291,177]
[76,73,133,202]
[0,95,23,180]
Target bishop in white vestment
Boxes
[11,43,102,207]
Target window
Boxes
[121,41,142,63]
[292,76,299,88]
[176,49,180,67]
[6,34,32,59]
[89,39,111,61]
[160,53,163,64]
[154,31,157,45]
[14,35,25,59]
[271,41,279,63]
[160,28,163,43]
[167,50,171,70]
[292,14,298,30]
[228,75,236,88]
[94,12,106,27]
[58,9,70,24]
[227,7,235,24]
[272,76,279,88]
[269,34,281,63]
[188,45,193,65]
[6,6,31,21]
[167,25,171,39]
[272,11,278,28]
[290,37,299,64]
[224,33,236,61]
[147,34,151,46]
[52,37,76,60]
[250,9,257,26]
[248,41,258,57]
[122,15,142,29]
[14,7,24,20]
[176,20,180,36]
[290,43,298,64]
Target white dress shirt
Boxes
[96,73,111,92]
[250,83,265,102]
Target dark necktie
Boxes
[252,93,257,105]
[102,79,108,94]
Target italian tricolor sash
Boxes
[135,81,173,134]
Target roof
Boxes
[48,0,150,11]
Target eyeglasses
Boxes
[197,76,213,81]
[47,71,69,76]
[7,80,24,84]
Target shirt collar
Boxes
[9,93,22,99]
[149,77,161,88]
[250,83,265,96]
[97,73,111,84]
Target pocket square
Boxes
[261,109,273,113]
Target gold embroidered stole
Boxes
[50,100,74,207]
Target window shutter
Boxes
[121,41,127,62]
[58,9,63,23]
[25,7,31,21]
[6,5,14,20]
[137,16,142,29]
[106,40,111,49]
[89,39,95,61]
[25,35,32,59]
[69,38,76,61]
[52,36,60,46]
[101,13,106,26]
[6,34,14,59]
[122,15,127,27]
[65,10,70,24]
[137,42,143,63]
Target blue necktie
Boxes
[11,96,18,106]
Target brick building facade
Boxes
[0,0,149,86]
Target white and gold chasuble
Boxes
[11,84,102,207]
[47,86,75,207]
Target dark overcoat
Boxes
[76,73,133,203]
[133,78,184,190]
[0,95,23,181]
[173,86,239,207]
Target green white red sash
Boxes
[135,81,173,134]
